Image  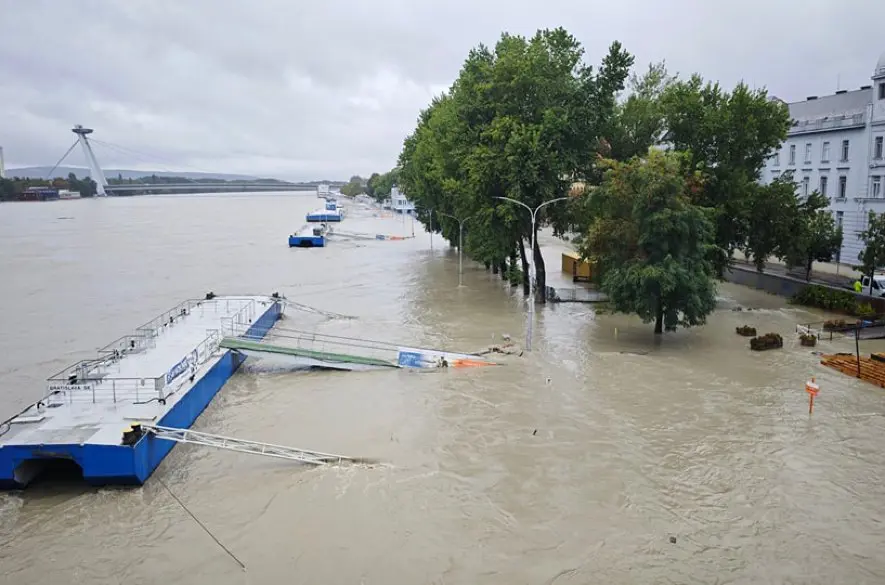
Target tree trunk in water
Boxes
[509,253,519,286]
[805,257,812,282]
[485,261,491,271]
[499,261,507,279]
[491,262,498,275]
[518,238,530,296]
[654,305,664,335]
[533,230,547,304]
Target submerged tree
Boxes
[782,191,843,281]
[399,28,633,301]
[743,172,800,271]
[582,150,718,334]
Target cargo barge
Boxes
[0,294,283,489]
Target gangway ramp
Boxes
[221,326,499,371]
[220,337,398,370]
[145,425,371,466]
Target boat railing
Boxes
[134,298,207,340]
[42,297,264,405]
[219,299,259,338]
[44,376,164,405]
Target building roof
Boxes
[876,51,885,78]
[786,88,871,122]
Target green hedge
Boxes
[790,285,877,318]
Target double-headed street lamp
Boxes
[437,212,473,287]
[495,196,569,351]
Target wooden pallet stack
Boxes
[820,353,885,388]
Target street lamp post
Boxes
[438,212,472,287]
[495,196,569,351]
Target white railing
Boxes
[44,297,266,406]
[790,113,865,134]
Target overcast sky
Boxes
[1,0,883,181]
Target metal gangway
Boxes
[144,425,372,466]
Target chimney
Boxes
[0,146,5,179]
[807,95,818,100]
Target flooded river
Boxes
[2,193,885,584]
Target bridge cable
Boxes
[89,139,182,178]
[90,138,225,179]
[44,140,79,180]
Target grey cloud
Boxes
[1,0,883,181]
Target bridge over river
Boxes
[48,125,339,195]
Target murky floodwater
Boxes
[2,193,885,584]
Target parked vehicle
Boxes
[861,274,885,297]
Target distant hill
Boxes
[5,166,347,187]
[5,166,262,181]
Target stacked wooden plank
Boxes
[820,353,885,388]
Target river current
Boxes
[1,192,884,584]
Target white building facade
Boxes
[760,51,885,265]
[389,186,415,214]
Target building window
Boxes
[772,151,780,166]
[841,139,850,161]
[873,176,882,199]
[822,141,830,162]
[789,144,796,165]
[836,211,844,229]
[880,83,885,100]
[804,143,812,163]
[876,136,884,160]
[839,176,847,199]
[820,176,828,197]
[802,177,810,197]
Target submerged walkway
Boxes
[219,338,398,368]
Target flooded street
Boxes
[2,193,885,584]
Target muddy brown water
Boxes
[1,193,885,584]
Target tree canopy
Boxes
[581,150,718,334]
[392,29,814,334]
[399,27,634,300]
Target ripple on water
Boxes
[2,199,885,583]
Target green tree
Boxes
[857,210,885,295]
[783,191,843,281]
[743,172,800,271]
[581,150,718,334]
[659,76,792,275]
[607,61,675,161]
[366,172,380,198]
[400,28,633,301]
[340,179,365,197]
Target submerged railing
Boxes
[546,286,608,303]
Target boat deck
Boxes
[0,296,272,448]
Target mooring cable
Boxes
[158,477,246,571]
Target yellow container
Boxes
[561,252,592,281]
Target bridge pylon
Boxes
[72,125,109,196]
